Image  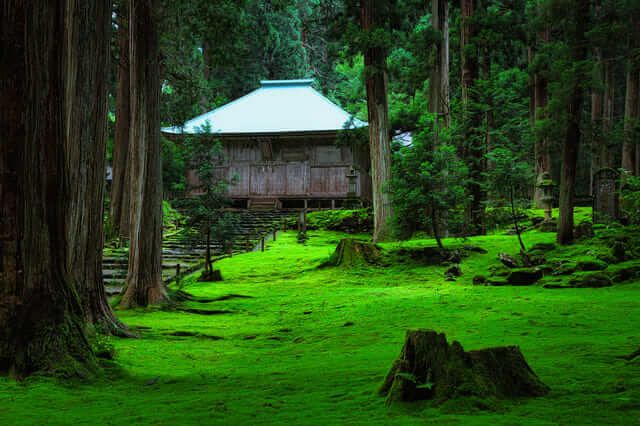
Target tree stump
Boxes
[199,269,223,282]
[380,330,549,405]
[322,239,382,267]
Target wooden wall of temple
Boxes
[185,134,372,204]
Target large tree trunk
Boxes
[0,1,95,377]
[557,1,589,245]
[429,0,450,130]
[63,0,124,333]
[532,26,552,206]
[110,0,132,238]
[120,0,167,308]
[461,0,485,235]
[429,0,450,238]
[361,0,393,243]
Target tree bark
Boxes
[429,0,450,130]
[591,48,604,186]
[622,65,639,175]
[63,0,125,333]
[0,1,95,377]
[110,0,132,238]
[361,0,393,242]
[461,0,485,235]
[429,0,450,237]
[591,53,615,181]
[430,207,444,250]
[120,0,167,308]
[557,1,589,245]
[532,19,552,207]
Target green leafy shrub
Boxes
[621,174,640,225]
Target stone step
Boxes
[103,210,295,292]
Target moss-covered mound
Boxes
[321,238,382,267]
[303,209,373,233]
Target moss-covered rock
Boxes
[530,242,557,252]
[610,241,627,263]
[445,265,462,281]
[473,275,488,285]
[609,264,640,283]
[569,272,613,288]
[552,262,577,276]
[393,246,467,266]
[507,268,543,286]
[574,221,594,240]
[499,253,520,268]
[576,259,608,271]
[489,264,511,277]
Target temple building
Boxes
[162,79,371,209]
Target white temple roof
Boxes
[161,79,367,135]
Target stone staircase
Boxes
[103,210,293,296]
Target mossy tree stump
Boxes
[380,330,549,405]
[199,269,223,282]
[322,239,382,267]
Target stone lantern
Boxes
[537,172,555,222]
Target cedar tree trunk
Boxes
[429,0,450,130]
[64,0,124,333]
[557,1,589,245]
[361,0,393,242]
[111,0,132,238]
[461,0,485,235]
[120,0,167,308]
[0,1,95,377]
[532,30,552,206]
[622,66,639,175]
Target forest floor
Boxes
[1,210,640,425]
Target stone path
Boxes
[103,210,293,296]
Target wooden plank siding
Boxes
[180,132,372,206]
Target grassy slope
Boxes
[1,210,640,425]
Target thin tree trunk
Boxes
[206,228,212,274]
[120,0,166,308]
[63,0,124,333]
[602,59,615,168]
[461,0,485,235]
[557,1,589,245]
[482,45,494,160]
[510,188,527,254]
[591,48,604,186]
[591,52,615,181]
[361,0,393,242]
[0,1,95,377]
[111,0,132,239]
[430,207,444,250]
[622,67,639,175]
[528,46,535,129]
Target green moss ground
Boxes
[1,209,639,424]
